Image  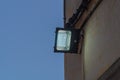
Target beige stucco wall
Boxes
[64,0,120,80]
[83,0,120,80]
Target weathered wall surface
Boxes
[83,0,120,80]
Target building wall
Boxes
[64,0,83,80]
[64,0,120,80]
[83,0,120,80]
[64,0,82,23]
[64,54,83,80]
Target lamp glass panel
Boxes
[56,30,71,51]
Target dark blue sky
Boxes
[0,0,64,80]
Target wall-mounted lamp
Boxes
[54,28,80,53]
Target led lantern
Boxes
[54,28,80,53]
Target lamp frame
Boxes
[54,27,80,53]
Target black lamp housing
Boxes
[54,27,80,53]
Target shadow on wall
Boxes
[98,58,120,80]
